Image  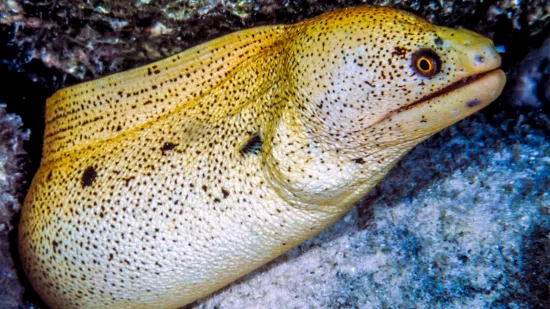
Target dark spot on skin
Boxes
[240,133,263,155]
[161,142,178,154]
[221,188,230,199]
[434,37,443,46]
[123,176,135,187]
[364,80,374,87]
[466,99,482,108]
[392,46,409,58]
[116,125,122,131]
[47,170,53,181]
[81,166,98,188]
[144,100,153,105]
[353,158,365,164]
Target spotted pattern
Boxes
[19,6,504,309]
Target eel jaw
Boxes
[402,68,504,113]
[371,68,507,144]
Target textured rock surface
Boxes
[0,106,29,309]
[0,0,548,81]
[507,35,550,132]
[0,0,548,308]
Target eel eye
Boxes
[411,49,442,78]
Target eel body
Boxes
[19,6,506,309]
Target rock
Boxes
[0,106,29,309]
[507,36,550,132]
[0,0,548,81]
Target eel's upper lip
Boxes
[369,68,502,127]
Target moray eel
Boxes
[19,6,505,309]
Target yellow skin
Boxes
[19,6,505,309]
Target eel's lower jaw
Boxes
[371,68,507,144]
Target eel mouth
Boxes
[375,67,503,124]
[407,68,502,109]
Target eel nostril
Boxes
[474,54,486,63]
